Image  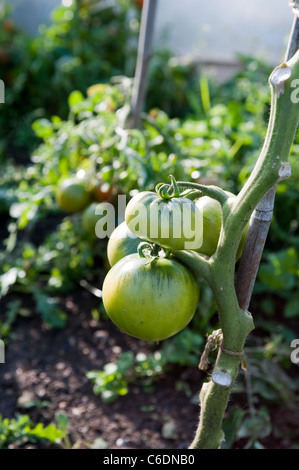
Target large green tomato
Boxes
[56,178,90,213]
[102,254,200,341]
[195,195,247,259]
[107,221,142,267]
[125,191,202,251]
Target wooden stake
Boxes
[130,0,158,129]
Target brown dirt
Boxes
[0,289,203,450]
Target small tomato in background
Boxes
[56,178,90,213]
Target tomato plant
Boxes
[125,189,202,250]
[107,221,142,266]
[102,252,200,341]
[56,178,90,213]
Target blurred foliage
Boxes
[0,411,75,449]
[0,0,201,154]
[87,350,164,404]
[0,0,139,152]
[0,413,64,448]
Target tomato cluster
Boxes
[57,176,247,342]
[102,182,247,342]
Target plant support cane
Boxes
[130,0,158,129]
[173,27,299,450]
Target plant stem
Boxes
[189,269,254,449]
[176,181,229,205]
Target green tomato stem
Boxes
[176,181,229,205]
[173,250,212,283]
[137,241,154,258]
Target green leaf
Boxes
[55,412,69,435]
[101,390,118,404]
[237,407,272,441]
[258,248,298,291]
[32,119,54,139]
[284,297,299,318]
[27,423,63,443]
[68,90,84,108]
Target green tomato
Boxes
[102,254,200,342]
[107,221,142,266]
[56,178,90,213]
[125,191,202,251]
[82,202,101,237]
[82,202,115,239]
[195,195,247,259]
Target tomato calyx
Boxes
[137,241,170,263]
[155,175,181,200]
[156,175,202,202]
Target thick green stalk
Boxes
[176,51,299,449]
[187,261,254,449]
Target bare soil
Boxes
[1,288,299,450]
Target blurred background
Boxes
[0,0,298,451]
[11,0,293,64]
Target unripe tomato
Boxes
[125,191,202,251]
[56,178,90,213]
[195,195,247,259]
[102,254,200,341]
[82,201,116,239]
[107,221,142,266]
[82,203,100,237]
